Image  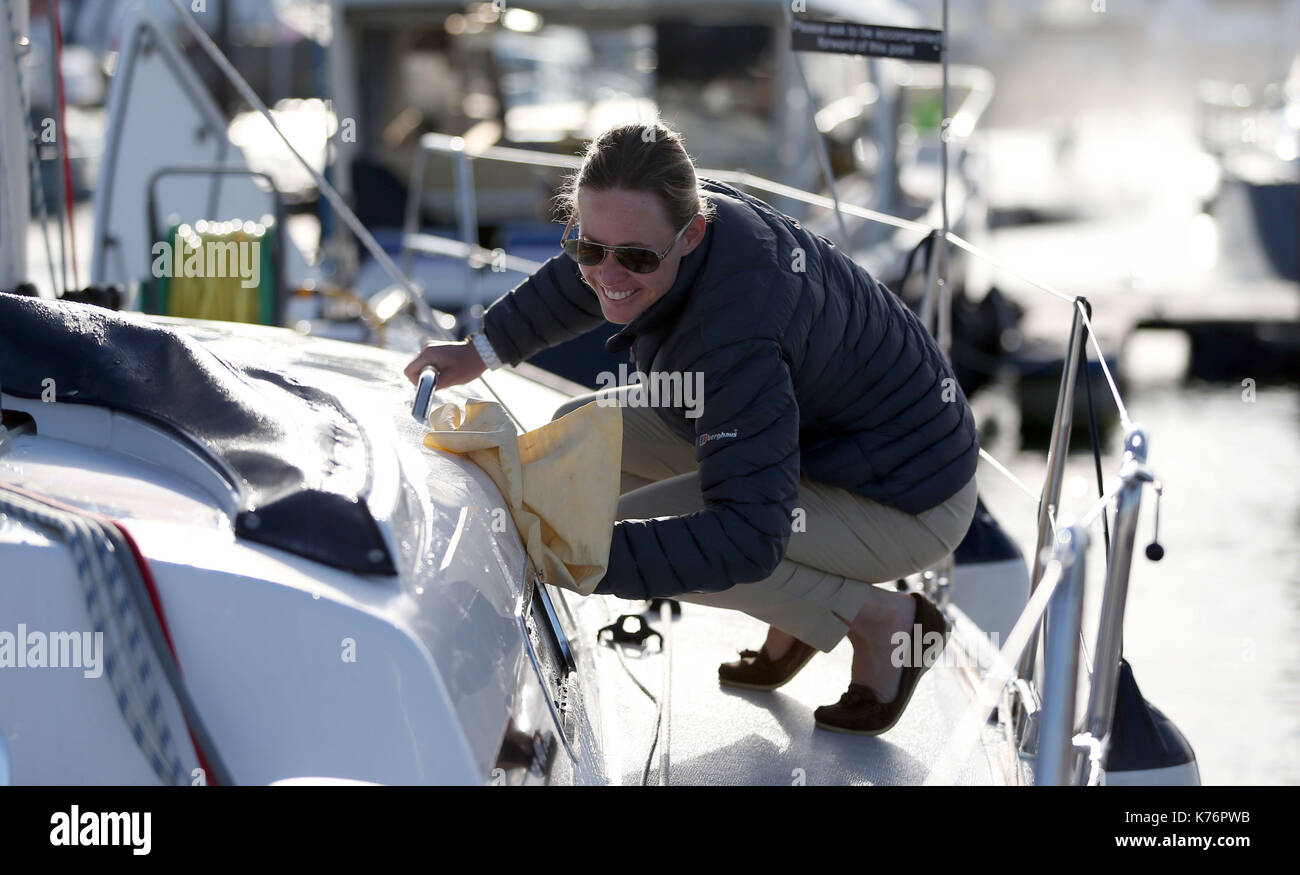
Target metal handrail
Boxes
[1034,421,1149,785]
[1017,299,1090,686]
[1083,426,1151,744]
[1035,521,1089,785]
[1027,425,1152,785]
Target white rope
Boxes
[1073,732,1105,786]
[0,486,189,783]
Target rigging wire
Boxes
[161,0,527,433]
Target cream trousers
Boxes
[555,385,979,652]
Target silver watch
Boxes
[469,331,503,370]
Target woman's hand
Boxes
[403,340,487,389]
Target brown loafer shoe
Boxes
[718,638,819,691]
[813,593,951,735]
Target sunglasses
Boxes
[560,215,695,274]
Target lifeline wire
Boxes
[978,447,1040,504]
[1075,299,1131,427]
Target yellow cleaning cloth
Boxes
[422,399,622,595]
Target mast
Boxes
[938,0,951,364]
[0,0,30,291]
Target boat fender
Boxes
[1102,658,1200,785]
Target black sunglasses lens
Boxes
[564,238,661,273]
[615,250,660,274]
[563,240,605,266]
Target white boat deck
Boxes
[572,594,1019,786]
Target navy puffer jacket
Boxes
[481,180,979,599]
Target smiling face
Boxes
[574,187,706,324]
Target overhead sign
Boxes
[790,17,943,62]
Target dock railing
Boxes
[403,133,1156,786]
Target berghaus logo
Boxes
[698,429,738,446]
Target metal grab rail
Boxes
[1084,428,1153,744]
[1035,522,1089,785]
[1036,424,1151,785]
[1019,300,1090,684]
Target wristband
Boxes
[470,331,504,370]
